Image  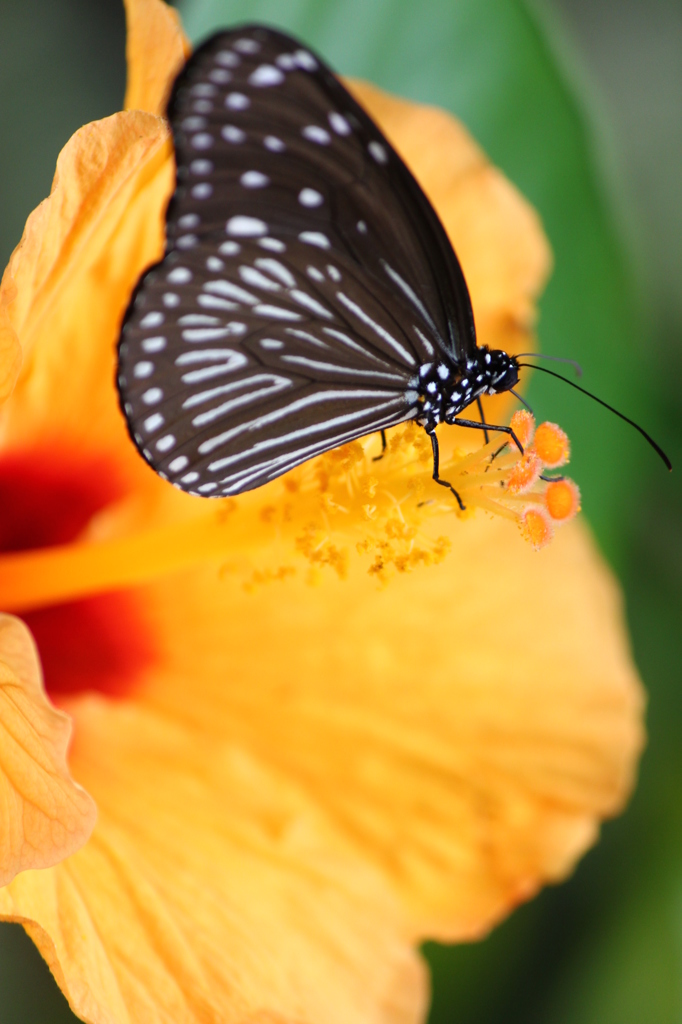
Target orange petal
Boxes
[0,615,96,886]
[0,514,642,1018]
[129,516,642,940]
[0,280,22,406]
[1,696,427,1024]
[0,110,173,471]
[124,0,191,115]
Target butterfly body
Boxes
[414,348,519,433]
[117,25,522,498]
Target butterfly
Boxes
[116,24,528,504]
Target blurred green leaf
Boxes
[0,0,125,267]
[0,923,79,1023]
[178,0,657,570]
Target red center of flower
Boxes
[0,448,157,700]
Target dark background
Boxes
[0,0,680,1020]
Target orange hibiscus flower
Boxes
[0,1,644,1022]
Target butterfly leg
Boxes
[476,396,490,445]
[428,430,466,511]
[372,429,388,462]
[451,417,524,454]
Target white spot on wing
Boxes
[156,434,176,452]
[234,38,260,54]
[191,133,214,149]
[134,361,154,379]
[191,183,213,199]
[276,53,296,70]
[240,170,269,188]
[368,141,388,163]
[328,112,351,135]
[191,83,217,97]
[190,159,213,174]
[298,188,323,207]
[302,125,331,145]
[299,231,330,249]
[209,68,232,84]
[264,135,285,152]
[215,50,239,67]
[142,387,163,404]
[249,64,285,86]
[168,456,189,473]
[226,216,267,237]
[219,241,241,255]
[142,336,166,353]
[225,92,250,110]
[260,338,284,350]
[178,214,199,229]
[294,49,317,70]
[140,311,164,328]
[167,267,192,284]
[258,237,286,252]
[221,125,246,143]
[144,413,164,432]
[182,116,206,131]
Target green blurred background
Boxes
[0,0,680,1020]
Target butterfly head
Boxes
[423,347,520,428]
[483,348,520,395]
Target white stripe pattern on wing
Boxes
[281,354,407,383]
[191,374,294,426]
[335,292,416,365]
[212,404,415,490]
[199,388,407,458]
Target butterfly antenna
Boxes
[517,353,583,377]
[517,363,672,470]
[510,388,534,415]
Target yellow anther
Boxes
[507,452,542,494]
[519,507,554,550]
[545,479,581,521]
[533,422,570,467]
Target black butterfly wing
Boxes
[119,235,422,495]
[118,24,477,496]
